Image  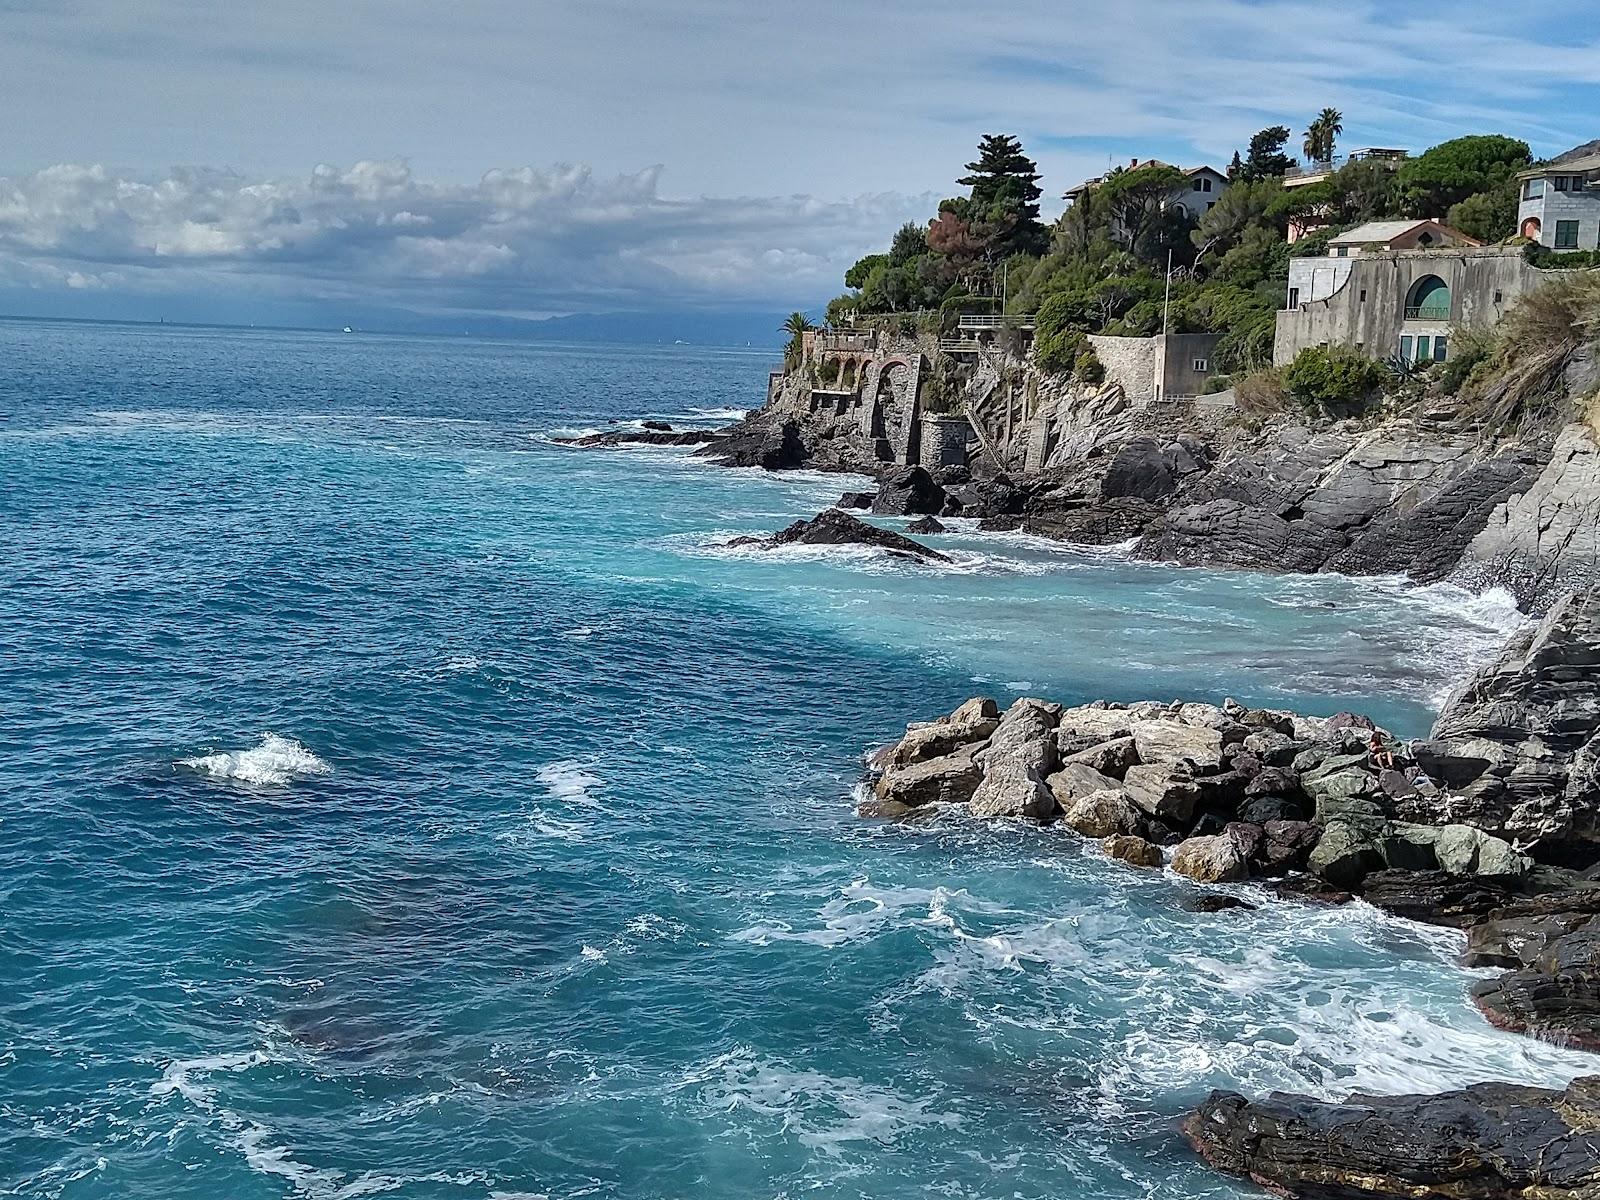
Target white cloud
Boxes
[0,159,936,315]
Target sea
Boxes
[3,318,1594,1200]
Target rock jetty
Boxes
[865,588,1600,1196]
[553,422,726,448]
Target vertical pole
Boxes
[1160,248,1173,403]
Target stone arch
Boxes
[1522,216,1543,240]
[1406,275,1451,319]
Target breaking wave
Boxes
[178,734,331,787]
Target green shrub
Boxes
[1035,327,1085,376]
[1073,348,1105,384]
[1282,345,1389,415]
[1200,374,1234,395]
[1437,331,1493,395]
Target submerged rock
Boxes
[555,425,724,448]
[729,508,951,563]
[904,515,947,535]
[1186,1075,1600,1199]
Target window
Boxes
[1414,336,1430,363]
[1359,289,1367,302]
[1336,246,1349,257]
[1494,290,1504,304]
[1555,175,1571,192]
[1556,220,1581,249]
[1203,177,1213,192]
[1524,179,1546,200]
[1399,335,1413,361]
[1287,287,1300,308]
[1193,358,1209,372]
[1434,336,1448,363]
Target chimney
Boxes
[1130,157,1138,168]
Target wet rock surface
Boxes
[727,508,951,563]
[1185,1075,1600,1199]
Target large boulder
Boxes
[1129,720,1225,772]
[1102,834,1163,868]
[888,697,999,767]
[969,700,1061,819]
[1045,762,1125,808]
[1185,1076,1600,1199]
[1122,764,1200,827]
[874,748,983,808]
[1308,818,1386,887]
[1171,833,1250,883]
[1062,789,1147,838]
[871,466,947,516]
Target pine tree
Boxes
[955,134,1048,259]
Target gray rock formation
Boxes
[1422,588,1600,861]
[1186,1076,1600,1199]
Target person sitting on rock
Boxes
[1368,729,1396,771]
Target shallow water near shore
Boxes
[3,318,1592,1200]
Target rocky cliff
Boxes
[698,332,1600,611]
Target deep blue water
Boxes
[3,319,1595,1200]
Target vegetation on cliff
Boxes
[825,124,1548,382]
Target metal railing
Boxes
[1404,306,1451,321]
[956,314,1036,330]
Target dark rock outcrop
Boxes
[1186,1076,1600,1199]
[905,515,947,535]
[700,415,808,470]
[1423,589,1600,862]
[870,466,947,516]
[728,508,951,562]
[555,425,724,448]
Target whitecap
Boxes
[534,761,601,807]
[178,734,331,787]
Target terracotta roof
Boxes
[1327,219,1482,247]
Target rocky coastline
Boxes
[863,588,1600,1197]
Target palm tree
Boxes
[780,312,816,337]
[1303,108,1344,166]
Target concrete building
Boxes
[1275,245,1555,367]
[1063,159,1229,225]
[1284,220,1482,310]
[1517,153,1600,250]
[1088,332,1223,403]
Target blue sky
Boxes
[1,0,1598,329]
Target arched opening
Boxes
[1406,275,1451,321]
[1522,216,1542,240]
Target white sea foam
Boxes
[535,761,602,807]
[682,1047,960,1153]
[178,734,331,787]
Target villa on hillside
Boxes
[1275,220,1550,368]
[1517,153,1600,250]
[1280,148,1409,242]
[1063,158,1229,224]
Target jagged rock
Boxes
[969,751,1057,819]
[1260,819,1320,872]
[1102,834,1163,868]
[904,515,946,535]
[730,508,951,563]
[1129,720,1224,771]
[1424,589,1600,860]
[888,697,999,767]
[1171,833,1251,883]
[857,797,914,819]
[1062,789,1147,838]
[874,748,983,809]
[1046,763,1125,808]
[968,701,1061,819]
[1185,1075,1600,1199]
[836,490,875,510]
[1056,706,1134,743]
[871,466,947,516]
[1101,436,1206,502]
[1325,711,1378,733]
[1061,736,1139,778]
[1466,906,1600,970]
[708,416,806,470]
[1242,730,1301,767]
[1122,764,1200,826]
[1308,818,1386,887]
[1243,766,1301,798]
[1357,869,1521,927]
[1240,794,1308,825]
[1182,894,1257,913]
[556,426,724,448]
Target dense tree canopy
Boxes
[1396,135,1532,215]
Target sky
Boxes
[1,0,1599,333]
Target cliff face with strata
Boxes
[702,330,1600,611]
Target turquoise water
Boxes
[4,319,1595,1200]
